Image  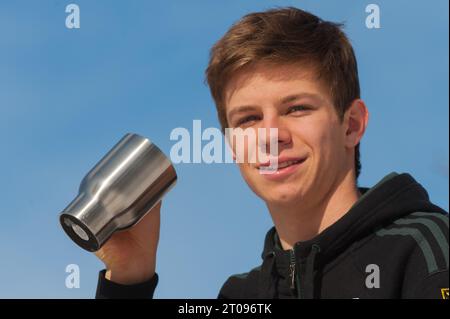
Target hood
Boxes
[258,172,448,298]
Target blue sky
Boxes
[0,0,448,298]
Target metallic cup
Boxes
[59,133,177,252]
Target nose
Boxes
[260,114,292,154]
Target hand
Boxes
[95,201,161,285]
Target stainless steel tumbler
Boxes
[59,133,177,252]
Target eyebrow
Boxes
[227,92,324,122]
[279,93,324,104]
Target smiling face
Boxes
[225,62,358,207]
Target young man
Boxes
[94,7,449,299]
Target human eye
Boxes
[235,115,260,127]
[286,104,312,115]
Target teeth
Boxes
[278,160,298,168]
[259,159,300,171]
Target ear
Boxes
[344,99,369,148]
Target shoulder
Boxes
[374,211,448,275]
[217,265,263,299]
[343,212,448,298]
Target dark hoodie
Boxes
[96,172,449,299]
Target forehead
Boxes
[224,62,331,110]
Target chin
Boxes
[261,186,304,205]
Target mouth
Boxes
[256,157,307,176]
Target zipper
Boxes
[289,245,320,299]
[289,249,299,298]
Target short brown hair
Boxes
[205,7,362,179]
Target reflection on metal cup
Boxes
[59,133,177,252]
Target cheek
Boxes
[289,120,325,156]
[291,116,343,163]
[317,119,346,165]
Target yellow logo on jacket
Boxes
[441,288,449,299]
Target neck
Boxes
[267,169,361,251]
